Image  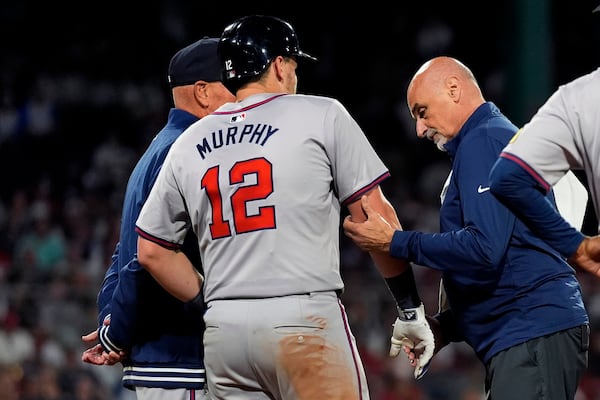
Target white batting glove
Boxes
[390,304,435,380]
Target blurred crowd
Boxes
[2,2,600,399]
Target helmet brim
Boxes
[297,50,317,62]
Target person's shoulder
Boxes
[287,93,339,105]
[561,67,600,91]
[284,94,347,113]
[576,66,600,82]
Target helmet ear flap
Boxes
[218,15,316,93]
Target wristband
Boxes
[385,267,422,310]
[187,290,205,311]
[396,304,423,321]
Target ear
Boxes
[272,56,287,81]
[446,76,461,103]
[193,81,210,108]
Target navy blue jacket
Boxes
[390,102,588,363]
[97,108,206,389]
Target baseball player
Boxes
[80,37,235,400]
[488,65,600,277]
[135,15,433,400]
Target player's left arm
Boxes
[345,186,434,379]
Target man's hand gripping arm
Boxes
[344,191,434,379]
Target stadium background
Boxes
[1,1,600,399]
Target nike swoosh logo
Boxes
[477,185,490,193]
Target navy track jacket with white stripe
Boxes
[390,102,588,363]
[97,108,206,390]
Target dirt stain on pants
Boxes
[278,333,361,400]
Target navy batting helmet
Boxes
[218,15,317,93]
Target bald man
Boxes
[343,56,589,400]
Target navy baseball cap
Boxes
[168,37,222,87]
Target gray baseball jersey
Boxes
[136,93,389,303]
[501,67,600,227]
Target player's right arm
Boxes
[345,186,434,380]
[136,236,204,306]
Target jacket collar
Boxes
[442,102,499,157]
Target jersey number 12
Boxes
[201,157,276,239]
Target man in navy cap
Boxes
[81,37,234,400]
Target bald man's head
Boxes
[406,56,485,150]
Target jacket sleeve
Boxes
[489,155,584,257]
[99,257,151,354]
[390,135,515,285]
[97,242,120,328]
